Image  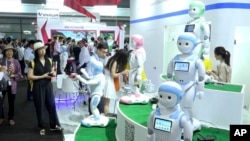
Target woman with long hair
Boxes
[103,49,129,116]
[206,46,232,83]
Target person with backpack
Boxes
[27,42,63,135]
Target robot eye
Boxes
[185,43,189,46]
[160,95,163,98]
[178,42,181,46]
[193,8,196,11]
[167,96,171,99]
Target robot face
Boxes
[189,6,200,18]
[177,39,194,54]
[158,91,178,108]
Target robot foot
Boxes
[81,115,109,127]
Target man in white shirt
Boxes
[53,36,63,74]
[77,39,90,71]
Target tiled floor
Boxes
[56,92,250,141]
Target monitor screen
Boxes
[154,118,172,132]
[174,62,190,72]
[184,24,195,32]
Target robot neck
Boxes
[159,106,178,115]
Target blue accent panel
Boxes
[174,55,180,60]
[131,3,250,24]
[159,84,183,97]
[92,96,99,106]
[154,108,161,116]
[169,110,181,119]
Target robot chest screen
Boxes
[174,62,190,72]
[154,118,172,133]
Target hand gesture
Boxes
[43,72,52,79]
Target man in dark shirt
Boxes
[73,41,81,65]
[45,39,52,58]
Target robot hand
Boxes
[75,74,87,84]
[147,128,155,141]
[196,91,204,99]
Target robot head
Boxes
[189,1,205,18]
[158,81,183,108]
[131,34,144,49]
[177,32,198,54]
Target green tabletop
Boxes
[119,103,229,141]
[160,74,242,92]
[205,83,242,92]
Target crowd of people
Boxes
[0,35,129,135]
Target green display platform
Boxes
[160,74,242,92]
[75,103,229,141]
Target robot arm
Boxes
[75,74,100,85]
[147,111,155,141]
[201,22,210,54]
[80,68,92,80]
[181,115,193,141]
[167,58,174,80]
[196,59,206,99]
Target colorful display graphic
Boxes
[51,30,97,42]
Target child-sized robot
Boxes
[147,81,193,141]
[119,34,149,104]
[186,0,210,58]
[167,32,205,131]
[74,64,109,127]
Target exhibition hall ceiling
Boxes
[20,0,130,8]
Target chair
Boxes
[61,77,80,110]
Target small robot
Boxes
[147,81,193,141]
[120,34,149,104]
[167,32,206,131]
[185,0,210,58]
[75,63,109,127]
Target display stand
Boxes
[193,83,245,130]
[116,84,245,140]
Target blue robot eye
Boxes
[160,95,163,98]
[168,96,171,99]
[178,42,181,46]
[186,43,189,46]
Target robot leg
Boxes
[90,94,101,120]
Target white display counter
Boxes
[192,83,245,130]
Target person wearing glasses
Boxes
[75,43,109,127]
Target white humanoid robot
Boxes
[186,0,210,59]
[120,34,149,104]
[74,60,109,127]
[167,32,205,131]
[147,81,193,141]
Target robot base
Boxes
[119,93,149,104]
[81,114,109,127]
